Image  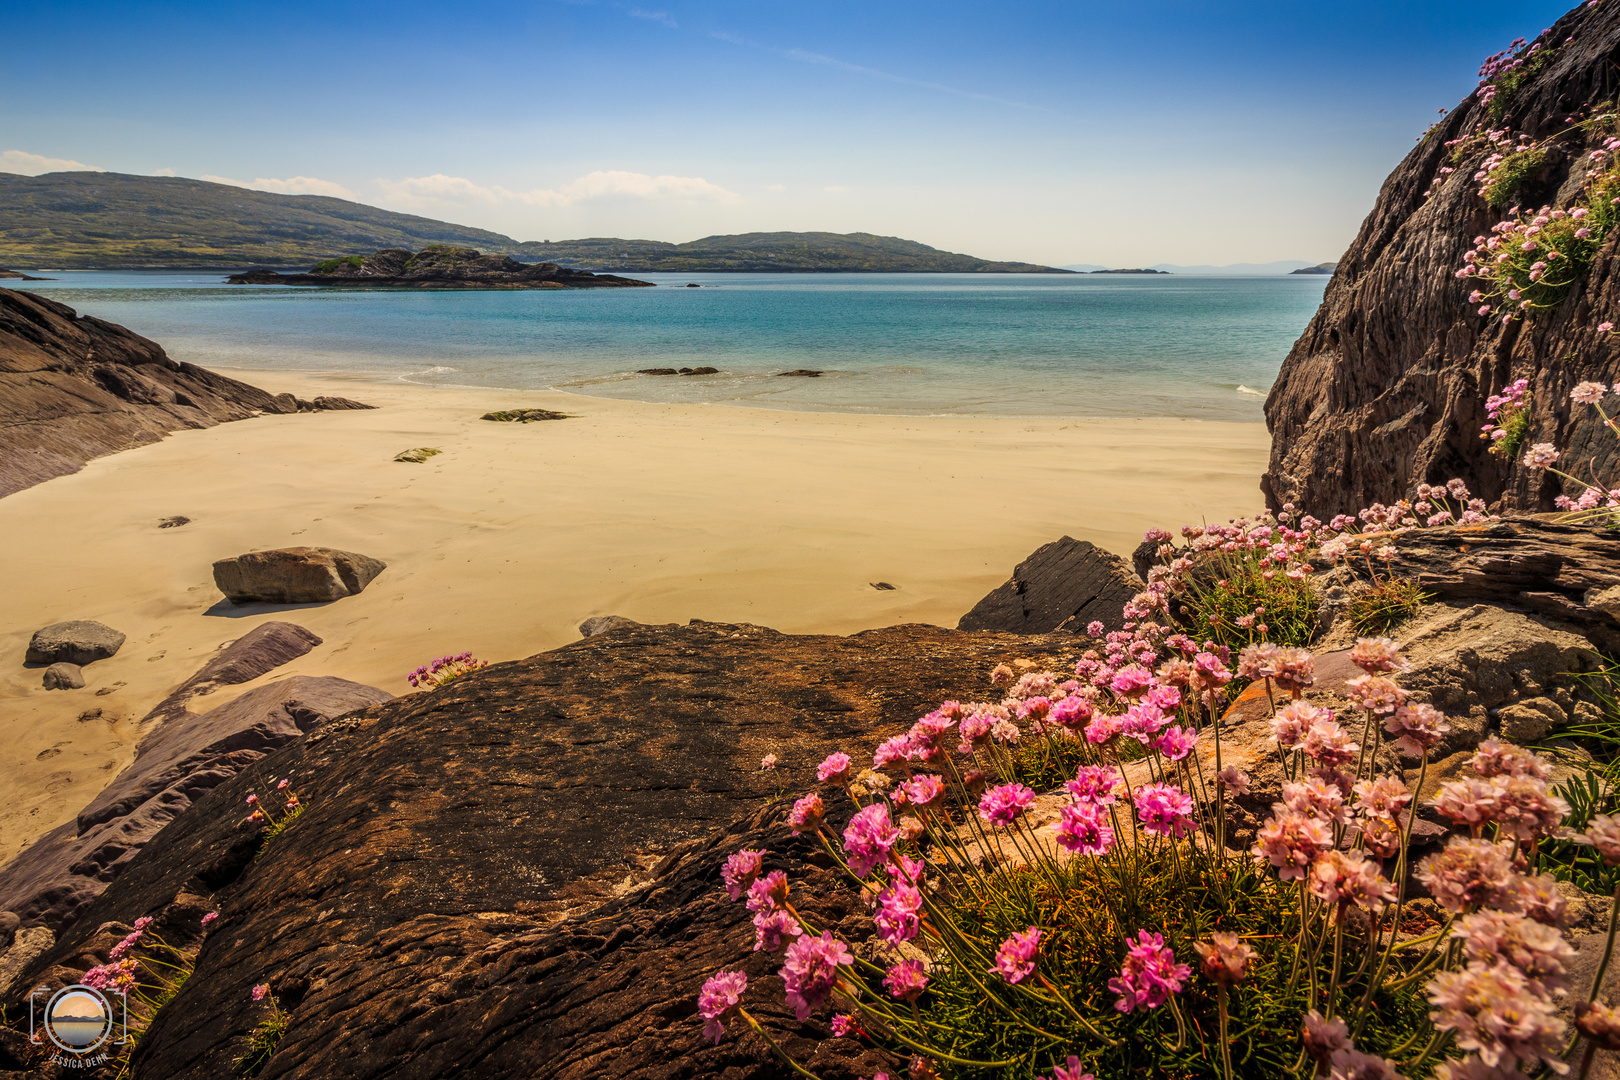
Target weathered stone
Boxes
[393,447,441,462]
[480,409,570,423]
[678,366,719,375]
[958,535,1143,634]
[146,621,324,725]
[777,369,824,377]
[0,911,16,948]
[157,515,189,528]
[1262,2,1620,518]
[577,615,644,637]
[0,289,308,500]
[0,926,52,1001]
[0,675,392,932]
[25,620,124,666]
[1497,696,1567,742]
[1590,583,1620,623]
[212,546,385,604]
[41,663,83,691]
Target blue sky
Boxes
[0,1,1579,265]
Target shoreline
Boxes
[0,369,1270,862]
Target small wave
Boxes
[1235,385,1263,396]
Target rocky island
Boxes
[228,245,654,289]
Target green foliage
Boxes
[1346,578,1429,636]
[311,255,363,273]
[1480,147,1546,209]
[235,1008,289,1077]
[1003,737,1093,790]
[1486,48,1554,122]
[1492,404,1531,463]
[906,853,1429,1078]
[1178,551,1320,651]
[1538,663,1620,893]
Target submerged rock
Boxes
[212,546,386,604]
[25,620,125,666]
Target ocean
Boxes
[3,271,1328,420]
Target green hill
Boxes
[0,171,1067,273]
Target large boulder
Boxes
[212,547,386,604]
[25,620,125,666]
[958,536,1143,634]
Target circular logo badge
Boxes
[42,985,114,1055]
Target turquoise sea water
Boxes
[2,271,1327,419]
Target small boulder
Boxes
[158,515,191,528]
[481,409,571,423]
[678,367,719,376]
[394,447,442,463]
[311,396,375,411]
[1589,583,1620,623]
[26,620,125,666]
[1497,697,1567,742]
[43,663,85,690]
[958,536,1144,635]
[579,615,643,638]
[213,547,386,604]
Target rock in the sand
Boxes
[957,536,1144,635]
[481,408,571,423]
[42,663,84,690]
[637,367,678,375]
[578,615,644,637]
[394,447,442,463]
[271,392,377,413]
[0,925,53,1001]
[778,368,824,377]
[158,515,190,528]
[25,620,125,666]
[212,546,386,604]
[678,366,719,376]
[870,581,897,591]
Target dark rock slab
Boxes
[0,675,391,932]
[212,547,386,604]
[480,409,570,423]
[155,622,324,722]
[679,366,720,376]
[229,247,654,290]
[957,535,1144,634]
[41,663,83,690]
[777,369,824,377]
[0,621,1077,1077]
[25,620,124,666]
[0,289,304,499]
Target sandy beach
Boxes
[0,371,1270,861]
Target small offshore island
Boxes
[228,245,654,290]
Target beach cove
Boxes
[0,370,1268,861]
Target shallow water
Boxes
[4,271,1327,419]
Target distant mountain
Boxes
[1289,262,1338,275]
[0,172,1068,273]
[506,233,1069,273]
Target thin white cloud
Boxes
[764,183,786,192]
[628,8,676,28]
[376,170,740,208]
[1,149,103,175]
[200,174,358,199]
[152,167,179,177]
[782,49,1040,111]
[823,185,852,193]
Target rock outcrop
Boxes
[1264,1,1620,516]
[0,290,369,498]
[212,547,387,604]
[958,536,1143,634]
[25,620,125,666]
[229,246,655,289]
[0,621,1073,1078]
[0,622,380,933]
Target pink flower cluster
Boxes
[1108,929,1190,1012]
[405,651,488,689]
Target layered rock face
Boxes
[1264,1,1620,516]
[0,290,360,498]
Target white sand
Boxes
[0,371,1270,860]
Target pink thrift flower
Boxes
[698,970,748,1043]
[760,753,778,770]
[1601,321,1616,333]
[1150,724,1198,761]
[842,803,901,878]
[1055,801,1115,856]
[1415,837,1519,914]
[246,794,258,806]
[1109,664,1154,696]
[1271,700,1330,749]
[830,1013,857,1038]
[1066,765,1122,805]
[1109,929,1190,1012]
[780,931,854,1020]
[1133,782,1196,839]
[883,958,929,1002]
[991,926,1042,984]
[1216,767,1251,796]
[978,783,1036,827]
[1045,1056,1095,1080]
[1349,636,1407,674]
[789,793,825,835]
[1252,810,1333,881]
[251,983,270,1002]
[817,752,851,784]
[874,881,923,944]
[721,848,765,900]
[753,908,802,953]
[746,870,789,913]
[276,779,289,791]
[1193,931,1255,986]
[901,774,946,809]
[1470,737,1551,780]
[200,911,219,928]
